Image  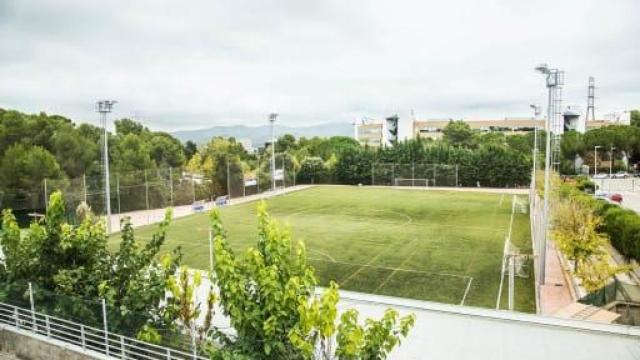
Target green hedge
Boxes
[560,182,640,261]
[599,204,640,261]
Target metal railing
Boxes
[0,301,208,360]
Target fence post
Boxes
[116,174,121,214]
[45,315,50,337]
[192,174,196,203]
[28,282,36,331]
[227,159,231,200]
[43,178,48,209]
[191,322,197,360]
[83,174,88,203]
[257,157,261,193]
[455,165,459,187]
[209,228,214,272]
[433,164,437,187]
[282,156,286,189]
[144,169,150,211]
[166,348,171,360]
[120,335,126,359]
[371,163,375,186]
[169,167,174,206]
[293,165,296,187]
[411,162,415,187]
[80,324,86,350]
[392,164,395,186]
[14,307,19,328]
[102,298,109,356]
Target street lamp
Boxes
[594,145,602,176]
[610,146,616,178]
[268,113,278,191]
[96,100,117,234]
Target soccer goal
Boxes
[393,178,429,187]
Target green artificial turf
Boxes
[109,186,535,312]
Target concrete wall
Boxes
[0,328,100,360]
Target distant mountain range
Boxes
[172,122,353,146]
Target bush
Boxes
[600,205,640,261]
[575,176,596,193]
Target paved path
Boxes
[539,240,575,315]
[106,185,314,233]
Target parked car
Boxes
[593,173,608,179]
[609,193,623,203]
[594,190,608,201]
[613,171,630,179]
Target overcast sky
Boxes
[0,0,638,132]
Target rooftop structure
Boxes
[413,118,545,140]
[354,121,384,146]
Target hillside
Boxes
[172,122,353,145]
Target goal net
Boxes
[514,196,528,214]
[393,178,428,187]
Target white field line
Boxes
[371,209,413,226]
[308,248,336,262]
[372,237,420,293]
[309,257,471,280]
[460,277,474,306]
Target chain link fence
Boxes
[1,158,529,229]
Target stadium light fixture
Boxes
[534,64,550,75]
[96,100,117,234]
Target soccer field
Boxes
[109,186,535,312]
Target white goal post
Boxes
[393,178,429,187]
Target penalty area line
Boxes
[460,277,474,306]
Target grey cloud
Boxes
[0,0,638,132]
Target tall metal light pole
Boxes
[610,146,616,178]
[97,100,116,234]
[269,113,278,191]
[594,145,602,176]
[535,63,560,285]
[532,125,538,181]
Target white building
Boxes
[238,138,255,153]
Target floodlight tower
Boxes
[269,113,278,191]
[96,100,117,234]
[534,63,563,285]
[530,104,541,119]
[586,77,596,123]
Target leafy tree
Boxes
[0,191,182,335]
[51,129,99,177]
[115,118,147,136]
[276,134,297,153]
[184,140,198,161]
[149,132,186,168]
[631,110,640,128]
[552,195,607,272]
[478,132,506,147]
[111,133,156,172]
[210,203,414,359]
[506,133,534,155]
[297,157,329,184]
[0,144,64,205]
[442,120,475,148]
[163,267,217,346]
